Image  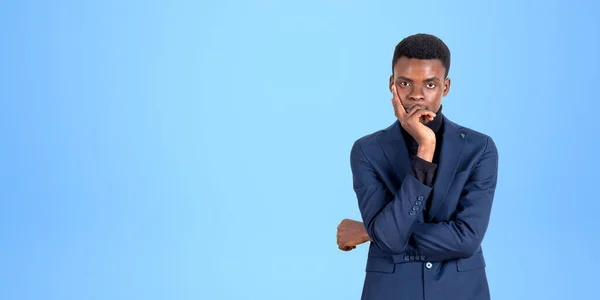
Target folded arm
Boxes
[351,140,433,255]
[407,137,498,260]
[347,138,498,261]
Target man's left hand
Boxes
[337,218,371,251]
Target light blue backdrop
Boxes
[1,0,599,299]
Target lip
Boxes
[407,105,428,112]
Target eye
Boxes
[426,83,436,88]
[399,81,411,87]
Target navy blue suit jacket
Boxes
[351,116,498,300]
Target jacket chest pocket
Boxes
[432,170,471,218]
[451,169,471,186]
[445,170,471,199]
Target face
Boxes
[389,57,450,114]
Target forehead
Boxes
[393,57,446,79]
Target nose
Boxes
[408,86,425,102]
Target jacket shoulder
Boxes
[449,119,497,153]
[351,122,396,151]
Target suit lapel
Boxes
[426,117,466,222]
[377,121,411,191]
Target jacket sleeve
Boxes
[351,140,433,255]
[406,137,499,261]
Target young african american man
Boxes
[336,33,498,300]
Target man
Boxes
[336,34,498,300]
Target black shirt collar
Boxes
[426,105,444,134]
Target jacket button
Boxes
[404,256,409,261]
[415,200,423,205]
[412,206,419,211]
[409,211,416,216]
[425,262,433,269]
[418,196,424,201]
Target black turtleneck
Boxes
[401,105,444,187]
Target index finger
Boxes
[391,84,407,119]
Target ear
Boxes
[442,77,451,96]
[389,75,394,92]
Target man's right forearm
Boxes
[416,144,435,162]
[357,174,433,254]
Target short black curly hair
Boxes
[392,33,451,78]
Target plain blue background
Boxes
[1,0,599,299]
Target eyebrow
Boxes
[396,76,441,82]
